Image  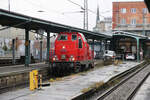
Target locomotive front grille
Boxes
[61,55,66,59]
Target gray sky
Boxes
[0,0,144,31]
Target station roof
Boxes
[145,0,150,12]
[113,31,148,39]
[0,9,111,40]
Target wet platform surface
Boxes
[133,74,150,100]
[0,61,141,100]
[0,63,48,76]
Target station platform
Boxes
[0,60,103,93]
[0,63,50,93]
[0,62,49,77]
[0,61,142,100]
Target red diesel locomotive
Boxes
[50,32,94,74]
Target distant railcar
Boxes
[50,32,94,74]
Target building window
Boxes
[131,19,136,25]
[143,8,148,14]
[121,8,126,13]
[120,19,126,25]
[131,8,136,13]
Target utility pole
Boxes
[84,0,88,30]
[8,0,10,11]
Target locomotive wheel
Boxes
[74,66,80,73]
[66,67,71,75]
[86,64,90,70]
[89,64,93,69]
[80,65,85,72]
[91,62,94,68]
[52,67,58,76]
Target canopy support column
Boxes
[47,31,50,63]
[12,39,15,64]
[136,38,140,62]
[25,28,30,67]
[92,39,95,59]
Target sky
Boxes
[0,0,144,31]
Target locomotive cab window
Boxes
[58,35,68,40]
[80,33,87,42]
[72,34,77,41]
[78,38,82,48]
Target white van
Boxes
[103,50,116,59]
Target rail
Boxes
[71,61,147,100]
[96,63,149,100]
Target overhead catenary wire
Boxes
[67,0,84,9]
[25,0,62,14]
[23,0,84,26]
[0,0,112,32]
[66,0,108,18]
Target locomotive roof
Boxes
[0,9,111,40]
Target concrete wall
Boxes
[0,67,50,93]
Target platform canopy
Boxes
[113,31,148,39]
[0,9,111,40]
[112,31,149,62]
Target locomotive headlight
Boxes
[53,55,58,61]
[69,55,75,61]
[62,46,65,49]
[72,57,75,61]
[53,57,56,61]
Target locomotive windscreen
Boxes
[58,35,68,40]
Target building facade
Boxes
[112,1,150,35]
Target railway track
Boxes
[96,63,150,100]
[0,56,36,67]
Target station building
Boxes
[112,1,150,36]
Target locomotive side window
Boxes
[79,38,82,48]
[58,35,68,40]
[72,34,77,41]
[79,33,87,42]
